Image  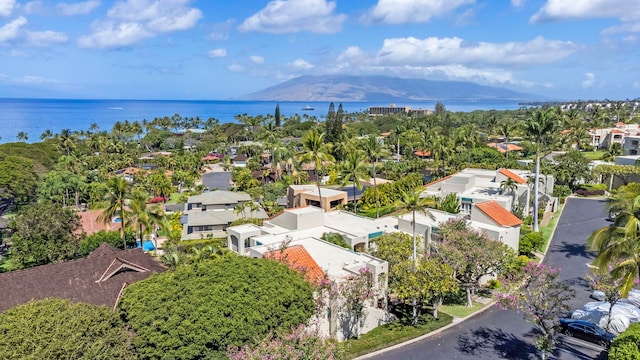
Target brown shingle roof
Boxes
[0,244,166,313]
[498,168,527,185]
[475,201,522,227]
[265,245,325,285]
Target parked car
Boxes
[591,290,606,301]
[559,318,616,347]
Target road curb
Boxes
[354,198,569,359]
[353,301,496,359]
[540,197,569,262]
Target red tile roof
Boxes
[487,142,523,153]
[265,245,325,285]
[475,201,522,227]
[414,149,431,157]
[611,129,625,134]
[498,168,527,185]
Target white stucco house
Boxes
[226,206,392,341]
[396,200,522,252]
[423,168,556,215]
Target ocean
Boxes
[0,98,523,144]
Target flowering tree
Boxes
[395,257,458,323]
[226,324,340,360]
[496,262,574,360]
[437,219,516,307]
[339,267,377,339]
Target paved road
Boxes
[373,197,611,360]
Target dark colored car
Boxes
[559,318,616,347]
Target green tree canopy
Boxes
[118,255,315,359]
[0,299,135,360]
[8,202,82,268]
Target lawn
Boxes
[340,312,453,359]
[582,150,606,161]
[539,203,564,250]
[440,301,491,318]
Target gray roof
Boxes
[202,172,232,191]
[185,207,268,226]
[187,190,251,205]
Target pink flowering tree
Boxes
[339,267,377,339]
[226,324,341,360]
[496,262,574,360]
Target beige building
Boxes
[288,185,348,211]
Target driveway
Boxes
[371,197,611,360]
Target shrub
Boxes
[519,232,544,256]
[610,323,640,359]
[148,196,168,203]
[0,299,135,359]
[579,183,607,192]
[119,256,315,359]
[575,189,605,196]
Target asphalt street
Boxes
[371,197,611,360]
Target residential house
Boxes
[253,238,388,341]
[227,206,396,254]
[288,185,348,211]
[623,135,640,155]
[0,244,166,313]
[396,202,521,252]
[423,168,534,216]
[182,190,268,240]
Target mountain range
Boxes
[238,75,541,102]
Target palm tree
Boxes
[588,195,640,296]
[522,108,559,232]
[499,121,517,162]
[296,130,334,210]
[16,131,28,142]
[40,129,53,141]
[362,135,390,218]
[500,178,519,209]
[98,176,130,249]
[397,187,436,260]
[455,125,479,167]
[338,151,369,213]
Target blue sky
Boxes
[0,0,639,100]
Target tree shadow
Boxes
[550,241,595,259]
[563,276,591,290]
[457,326,538,359]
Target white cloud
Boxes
[364,0,475,24]
[373,36,580,66]
[18,75,59,84]
[56,0,100,16]
[78,0,202,49]
[0,16,26,43]
[0,0,15,17]
[208,48,226,58]
[511,0,524,7]
[250,55,264,64]
[326,36,581,86]
[78,21,152,48]
[239,0,347,34]
[228,63,244,72]
[27,30,68,46]
[582,72,595,88]
[531,0,640,23]
[290,59,314,70]
[23,1,46,15]
[602,21,640,35]
[208,19,233,41]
